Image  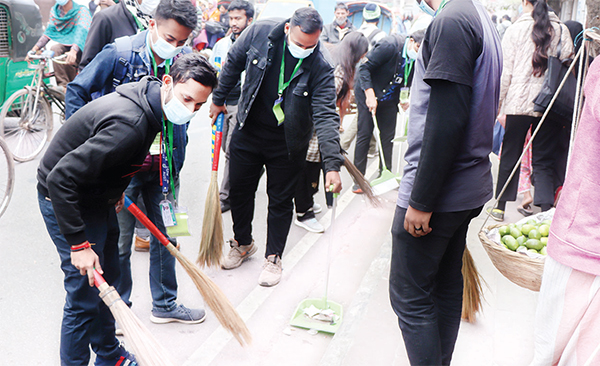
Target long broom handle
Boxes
[124,195,171,247]
[211,113,224,171]
[324,187,339,307]
[371,112,389,171]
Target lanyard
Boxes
[149,50,171,78]
[278,40,303,96]
[435,0,449,16]
[404,59,414,87]
[160,117,177,202]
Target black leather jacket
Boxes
[212,18,343,173]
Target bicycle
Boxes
[0,50,67,162]
[0,135,15,218]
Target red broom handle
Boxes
[93,269,107,287]
[123,196,171,247]
[212,113,224,171]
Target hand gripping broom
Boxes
[124,196,252,346]
[93,270,176,366]
[198,113,225,267]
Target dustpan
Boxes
[370,112,399,195]
[290,190,343,334]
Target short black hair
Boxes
[155,0,198,31]
[409,29,425,45]
[228,0,254,19]
[170,54,218,90]
[290,7,323,34]
[334,2,348,11]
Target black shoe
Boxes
[221,200,231,213]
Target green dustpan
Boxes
[290,190,343,334]
[370,113,399,195]
[289,297,343,333]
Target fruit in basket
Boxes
[528,229,542,240]
[503,235,519,251]
[541,237,548,245]
[525,238,544,251]
[517,245,527,252]
[527,249,539,255]
[517,235,527,246]
[539,224,550,237]
[527,219,538,225]
[510,227,522,239]
[499,225,509,236]
[540,246,548,256]
[521,224,535,236]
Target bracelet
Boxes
[71,242,91,252]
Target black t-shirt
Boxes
[246,38,301,139]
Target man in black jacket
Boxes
[209,7,343,287]
[353,34,414,192]
[37,54,217,366]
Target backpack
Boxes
[112,36,148,89]
[367,28,383,47]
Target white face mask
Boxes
[418,0,436,16]
[163,85,196,125]
[287,36,316,60]
[407,47,419,60]
[139,0,159,15]
[151,28,183,60]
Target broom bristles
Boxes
[461,248,484,323]
[168,243,252,346]
[198,171,224,267]
[342,153,379,206]
[98,283,176,366]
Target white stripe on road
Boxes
[183,159,380,366]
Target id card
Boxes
[167,206,191,237]
[399,87,410,104]
[272,96,285,125]
[160,200,177,227]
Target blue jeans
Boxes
[389,205,482,366]
[116,171,178,311]
[38,191,121,365]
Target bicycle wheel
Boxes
[0,88,53,162]
[0,137,15,218]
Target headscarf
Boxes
[44,2,92,51]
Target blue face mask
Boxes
[56,0,69,6]
[152,28,183,60]
[287,36,316,60]
[418,0,436,16]
[163,86,196,125]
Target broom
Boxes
[124,196,252,346]
[341,151,379,207]
[461,248,484,323]
[197,113,225,268]
[93,270,176,366]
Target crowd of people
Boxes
[31,0,596,364]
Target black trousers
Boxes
[354,88,398,175]
[495,114,566,207]
[229,126,304,258]
[294,161,321,219]
[389,205,482,366]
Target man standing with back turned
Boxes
[389,0,502,365]
[210,7,343,287]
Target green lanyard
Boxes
[404,59,414,87]
[436,0,449,15]
[149,50,171,78]
[278,40,303,96]
[161,117,177,202]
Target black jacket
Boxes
[211,18,343,173]
[79,0,139,70]
[37,77,163,245]
[357,35,413,100]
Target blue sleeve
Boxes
[65,44,118,119]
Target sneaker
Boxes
[134,235,149,252]
[352,184,363,194]
[312,203,322,214]
[221,239,257,270]
[294,217,324,233]
[150,304,206,324]
[95,345,137,366]
[258,255,282,287]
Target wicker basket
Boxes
[479,224,545,292]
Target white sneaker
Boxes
[294,217,325,233]
[313,203,322,214]
[221,240,257,269]
[258,255,282,287]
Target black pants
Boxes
[294,161,321,220]
[229,127,304,258]
[495,114,566,207]
[354,88,398,175]
[389,205,482,366]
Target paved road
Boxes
[0,105,539,365]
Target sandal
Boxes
[517,204,533,217]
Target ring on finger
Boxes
[415,226,423,232]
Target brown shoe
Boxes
[134,236,150,252]
[258,255,282,287]
[221,239,257,270]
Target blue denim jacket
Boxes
[65,30,191,179]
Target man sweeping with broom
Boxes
[388,0,502,365]
[37,54,217,366]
